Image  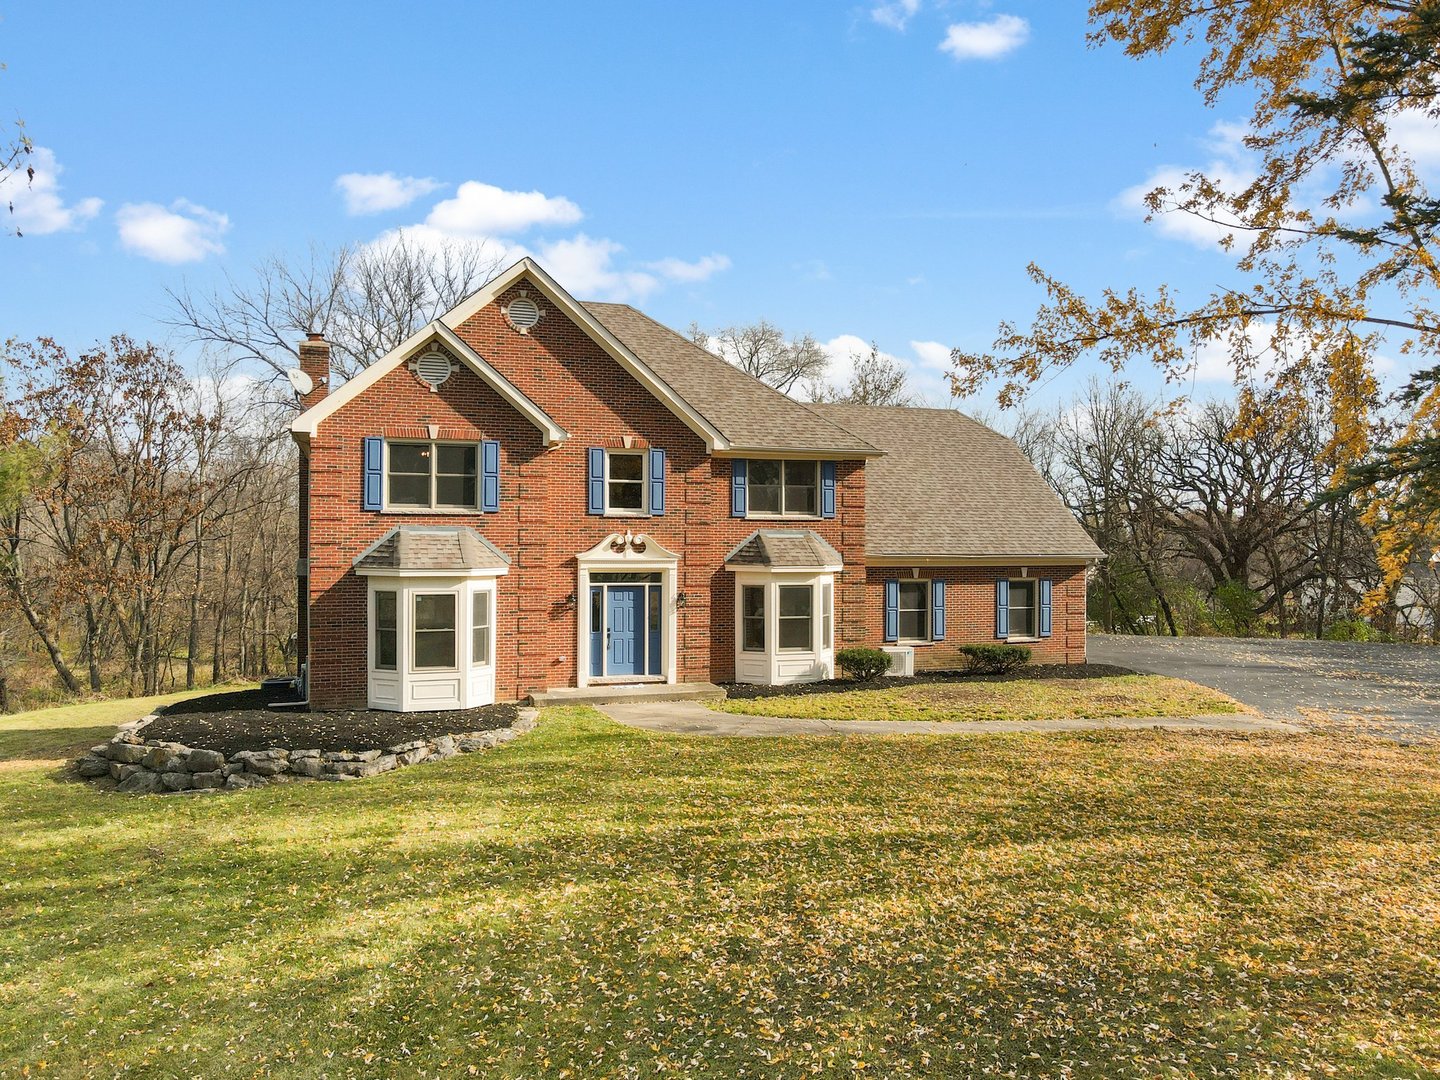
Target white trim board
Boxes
[292,313,567,446]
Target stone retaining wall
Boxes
[74,709,539,795]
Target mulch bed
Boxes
[145,687,517,756]
[720,662,1139,700]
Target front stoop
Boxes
[526,681,726,707]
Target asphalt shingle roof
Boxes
[583,303,877,455]
[725,529,845,569]
[354,527,512,572]
[808,403,1102,561]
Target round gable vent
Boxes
[504,296,542,333]
[412,351,454,390]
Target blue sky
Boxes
[5,1,1428,409]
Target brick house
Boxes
[290,257,1101,710]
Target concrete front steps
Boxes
[526,681,725,707]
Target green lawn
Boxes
[3,701,1440,1076]
[712,673,1244,723]
[0,684,231,763]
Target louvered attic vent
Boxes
[504,295,542,333]
[411,351,455,391]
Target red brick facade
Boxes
[298,281,1088,707]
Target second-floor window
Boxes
[388,442,478,510]
[749,459,818,516]
[606,451,646,513]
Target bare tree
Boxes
[692,319,830,394]
[806,342,916,406]
[168,230,505,403]
[1,55,34,236]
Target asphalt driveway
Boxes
[1089,634,1440,736]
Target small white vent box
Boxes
[881,645,914,677]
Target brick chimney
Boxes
[297,332,330,409]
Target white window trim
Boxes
[1005,576,1040,642]
[471,588,494,666]
[745,458,823,520]
[383,439,483,513]
[897,578,931,645]
[411,590,461,672]
[575,532,681,689]
[603,448,649,517]
[731,571,836,685]
[776,583,817,653]
[740,584,766,654]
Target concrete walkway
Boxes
[598,699,1303,737]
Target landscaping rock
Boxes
[385,739,429,755]
[396,746,431,767]
[160,772,194,792]
[290,757,324,778]
[222,762,244,777]
[325,760,366,777]
[322,748,381,763]
[184,748,226,773]
[106,742,149,765]
[142,746,188,773]
[357,754,398,778]
[290,748,321,761]
[76,754,112,778]
[430,735,457,760]
[191,771,224,790]
[224,773,269,791]
[493,728,519,744]
[458,731,499,752]
[111,763,142,782]
[117,770,163,794]
[232,750,289,776]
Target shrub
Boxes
[1324,617,1377,642]
[959,643,1032,675]
[836,646,893,681]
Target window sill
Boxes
[602,510,650,518]
[381,506,484,516]
[746,514,823,522]
[897,639,933,647]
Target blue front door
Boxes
[606,586,644,676]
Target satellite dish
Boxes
[286,368,314,396]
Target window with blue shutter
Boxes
[995,579,1010,639]
[731,459,748,517]
[648,447,666,516]
[821,461,837,519]
[586,448,605,515]
[481,440,500,512]
[931,580,946,641]
[884,579,899,642]
[1039,579,1053,637]
[362,437,383,511]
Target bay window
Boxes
[741,585,766,652]
[375,590,397,671]
[413,593,457,669]
[778,585,813,650]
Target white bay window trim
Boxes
[730,571,836,685]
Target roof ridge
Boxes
[583,302,880,454]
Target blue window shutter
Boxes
[481,440,500,512]
[731,459,748,517]
[884,579,899,642]
[995,579,1010,639]
[362,437,383,511]
[586,448,605,515]
[648,447,666,516]
[1039,578,1053,637]
[821,460,837,519]
[931,580,946,641]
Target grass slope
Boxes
[3,703,1439,1076]
[713,673,1244,723]
[0,685,230,765]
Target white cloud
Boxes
[116,199,229,263]
[335,171,444,215]
[425,181,582,238]
[1113,122,1257,249]
[871,0,920,31]
[2,147,102,235]
[538,234,659,303]
[647,253,731,283]
[1390,109,1440,174]
[939,14,1029,60]
[910,339,952,372]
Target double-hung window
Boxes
[741,586,766,652]
[606,451,646,513]
[778,585,813,651]
[413,593,457,669]
[374,591,398,671]
[898,581,929,642]
[387,442,478,510]
[472,591,492,665]
[748,460,818,517]
[1007,579,1037,638]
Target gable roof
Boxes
[724,529,844,571]
[353,526,511,573]
[292,319,566,446]
[583,303,880,456]
[808,403,1102,562]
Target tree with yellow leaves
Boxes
[952,0,1440,609]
